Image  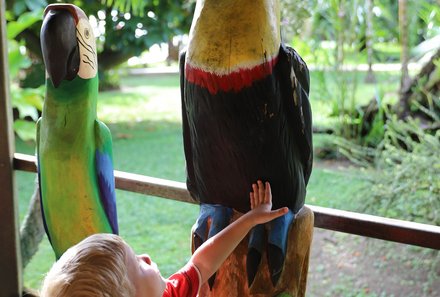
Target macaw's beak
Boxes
[40,8,80,88]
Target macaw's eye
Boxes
[84,28,90,39]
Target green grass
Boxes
[99,75,182,123]
[16,73,373,289]
[309,70,400,130]
[293,40,402,66]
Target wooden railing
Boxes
[13,153,440,250]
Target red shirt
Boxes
[163,263,201,297]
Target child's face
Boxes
[124,244,166,297]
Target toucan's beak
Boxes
[40,8,79,88]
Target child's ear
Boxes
[138,254,152,265]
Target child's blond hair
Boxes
[41,233,135,297]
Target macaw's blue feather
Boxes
[95,150,118,234]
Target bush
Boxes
[360,116,440,225]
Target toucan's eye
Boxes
[84,28,90,39]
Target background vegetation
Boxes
[5,0,439,295]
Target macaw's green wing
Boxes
[36,118,53,245]
[95,120,119,234]
[281,44,313,185]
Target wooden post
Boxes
[195,206,314,297]
[0,0,23,295]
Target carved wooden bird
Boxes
[180,0,312,288]
[38,4,118,259]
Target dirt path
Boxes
[306,228,439,296]
[305,159,439,296]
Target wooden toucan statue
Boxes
[180,0,312,288]
[38,4,118,259]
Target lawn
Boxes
[16,72,379,289]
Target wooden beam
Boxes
[13,153,193,203]
[310,205,440,249]
[13,153,36,172]
[115,171,193,203]
[13,153,440,250]
[0,1,23,295]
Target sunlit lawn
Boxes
[16,72,382,288]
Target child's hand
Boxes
[249,180,288,225]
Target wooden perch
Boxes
[195,206,314,297]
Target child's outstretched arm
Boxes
[190,180,288,284]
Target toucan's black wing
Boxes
[280,44,313,185]
[179,50,198,200]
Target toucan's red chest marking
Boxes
[185,55,279,95]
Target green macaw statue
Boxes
[37,4,118,259]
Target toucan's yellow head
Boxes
[186,0,281,75]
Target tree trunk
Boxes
[364,0,376,83]
[398,48,440,127]
[336,0,346,69]
[399,0,410,90]
[167,39,181,65]
[20,178,45,269]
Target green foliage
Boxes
[334,91,439,225]
[102,0,192,18]
[11,86,44,120]
[289,0,381,143]
[103,0,144,15]
[20,61,45,88]
[13,120,39,142]
[358,88,387,147]
[331,71,361,139]
[361,109,385,147]
[361,116,440,225]
[418,1,440,39]
[312,69,367,142]
[372,0,398,43]
[10,84,44,141]
[405,58,440,123]
[76,0,194,65]
[6,0,195,90]
[98,69,121,91]
[333,137,375,167]
[7,28,44,141]
[411,2,440,61]
[309,68,400,147]
[284,0,439,68]
[280,0,313,41]
[7,0,47,16]
[6,9,42,39]
[7,39,31,79]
